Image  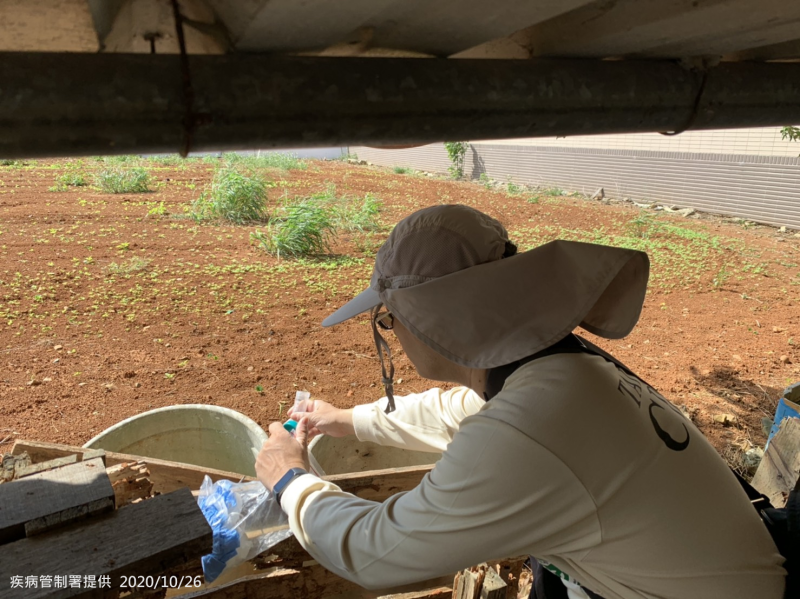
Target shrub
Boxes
[252,198,335,258]
[444,141,469,179]
[393,166,410,174]
[191,167,268,224]
[96,167,152,193]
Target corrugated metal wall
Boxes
[351,143,800,230]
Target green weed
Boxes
[479,173,493,189]
[49,171,89,192]
[222,152,307,171]
[330,191,382,232]
[147,202,168,218]
[191,167,269,224]
[542,187,565,197]
[628,210,660,239]
[96,167,152,194]
[507,179,523,195]
[393,166,410,175]
[252,197,335,258]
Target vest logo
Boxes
[617,370,690,451]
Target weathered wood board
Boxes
[15,454,78,479]
[0,487,212,599]
[0,458,114,545]
[752,416,800,508]
[12,440,432,499]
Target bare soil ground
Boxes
[1,157,799,465]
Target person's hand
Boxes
[288,399,355,440]
[256,418,311,492]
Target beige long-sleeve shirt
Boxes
[281,352,785,598]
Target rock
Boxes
[52,359,59,364]
[773,326,786,333]
[42,377,52,383]
[780,355,792,364]
[677,208,695,217]
[123,371,136,378]
[247,366,254,372]
[713,413,738,426]
[795,233,800,238]
[26,379,41,387]
[591,187,604,200]
[104,384,115,392]
[53,345,63,351]
[346,390,353,397]
[743,447,764,474]
[780,226,787,233]
[134,382,141,388]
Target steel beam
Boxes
[1,53,800,158]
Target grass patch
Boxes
[92,155,142,165]
[330,191,382,232]
[96,167,152,194]
[507,179,523,195]
[222,152,307,171]
[49,171,89,192]
[393,166,411,174]
[191,167,269,224]
[251,197,335,258]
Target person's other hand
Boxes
[288,399,355,440]
[256,418,311,491]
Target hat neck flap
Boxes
[381,240,649,369]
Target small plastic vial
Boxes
[283,390,312,434]
[283,390,324,477]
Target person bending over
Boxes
[256,205,785,599]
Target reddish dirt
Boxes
[1,158,799,464]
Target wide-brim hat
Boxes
[323,205,649,369]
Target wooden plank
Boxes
[16,454,78,478]
[0,458,114,545]
[377,587,451,599]
[1,452,31,482]
[106,461,153,507]
[479,567,506,599]
[454,562,516,599]
[752,417,800,508]
[1,487,212,599]
[182,562,454,599]
[13,440,253,495]
[12,440,432,499]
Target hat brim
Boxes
[322,287,382,327]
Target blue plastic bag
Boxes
[197,476,293,583]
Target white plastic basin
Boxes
[83,405,267,477]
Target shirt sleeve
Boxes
[280,410,600,590]
[351,386,485,453]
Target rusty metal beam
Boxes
[1,53,800,158]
